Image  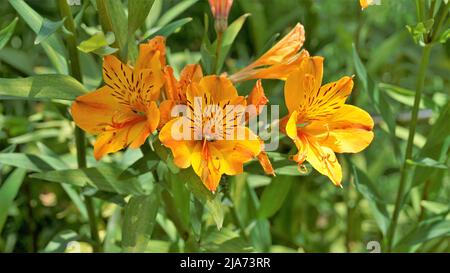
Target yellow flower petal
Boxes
[306,105,374,153]
[284,56,323,113]
[306,140,342,186]
[71,86,124,134]
[246,79,268,117]
[135,36,166,70]
[229,23,306,82]
[93,118,148,160]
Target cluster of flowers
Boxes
[71,3,374,192]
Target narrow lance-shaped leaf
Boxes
[0,168,26,233]
[122,186,161,252]
[143,17,192,41]
[215,13,250,73]
[96,0,128,59]
[0,75,87,101]
[128,0,155,36]
[395,217,450,252]
[157,0,198,27]
[258,176,293,219]
[35,17,66,45]
[30,165,153,196]
[0,17,18,50]
[9,0,68,74]
[352,165,390,235]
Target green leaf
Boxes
[238,0,267,53]
[9,0,68,74]
[77,32,115,53]
[30,165,153,196]
[118,151,159,180]
[249,219,271,252]
[258,176,293,219]
[407,157,448,170]
[0,168,26,233]
[200,14,215,74]
[143,17,192,41]
[0,75,86,101]
[0,153,68,172]
[0,17,18,50]
[146,0,163,29]
[352,165,390,235]
[395,218,450,251]
[0,48,35,75]
[352,44,397,151]
[215,13,250,73]
[96,0,127,56]
[122,187,161,252]
[200,226,253,252]
[412,103,450,186]
[43,230,81,253]
[420,201,449,215]
[128,0,155,35]
[406,19,434,46]
[180,168,224,229]
[436,28,450,43]
[35,18,66,45]
[157,0,198,27]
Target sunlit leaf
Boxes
[157,0,198,27]
[0,75,86,101]
[143,17,192,41]
[77,32,115,53]
[30,165,153,196]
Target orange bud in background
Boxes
[208,0,233,33]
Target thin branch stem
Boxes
[58,0,102,253]
[386,44,432,252]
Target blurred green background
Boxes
[0,0,449,253]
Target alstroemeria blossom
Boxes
[159,75,263,191]
[229,23,306,82]
[281,56,374,186]
[71,37,165,160]
[159,64,203,129]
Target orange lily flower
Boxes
[229,23,306,82]
[281,56,374,186]
[159,75,263,191]
[159,64,203,128]
[246,80,274,176]
[71,37,166,160]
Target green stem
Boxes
[430,1,450,42]
[416,0,425,23]
[58,0,102,253]
[386,44,432,252]
[213,31,223,74]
